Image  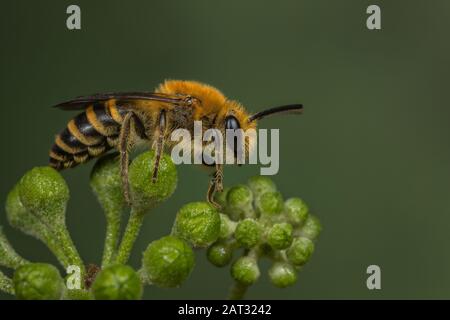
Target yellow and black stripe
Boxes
[49,101,125,170]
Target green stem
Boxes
[62,288,92,300]
[115,209,145,264]
[25,208,85,279]
[228,281,248,300]
[53,228,86,284]
[101,208,122,268]
[0,227,29,269]
[137,267,150,284]
[41,232,71,268]
[0,270,14,295]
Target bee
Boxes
[49,80,303,206]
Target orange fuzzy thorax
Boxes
[156,80,257,132]
[157,80,257,158]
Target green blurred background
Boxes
[1,0,450,299]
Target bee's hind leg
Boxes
[152,110,166,183]
[119,112,136,205]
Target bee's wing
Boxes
[53,92,186,110]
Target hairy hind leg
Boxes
[119,112,135,205]
[152,109,166,183]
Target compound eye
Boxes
[225,116,240,130]
[225,116,241,159]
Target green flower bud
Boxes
[18,167,69,227]
[247,176,277,198]
[92,264,142,300]
[234,219,262,249]
[226,185,254,219]
[268,262,297,288]
[129,151,177,212]
[206,242,233,267]
[16,168,83,271]
[255,191,283,216]
[213,187,230,208]
[286,237,314,266]
[90,153,124,213]
[142,236,194,288]
[284,197,309,226]
[6,184,72,268]
[231,256,260,286]
[5,183,42,239]
[0,226,29,269]
[267,223,293,250]
[13,263,64,300]
[218,213,236,240]
[173,202,221,247]
[299,215,322,240]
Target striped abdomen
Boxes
[49,101,126,170]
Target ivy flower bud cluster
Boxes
[1,151,321,300]
[207,176,322,298]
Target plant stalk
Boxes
[101,208,122,268]
[115,209,145,264]
[0,271,14,295]
[228,281,248,300]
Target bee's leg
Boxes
[207,180,217,206]
[119,112,135,205]
[214,163,224,193]
[152,109,166,183]
[207,164,223,208]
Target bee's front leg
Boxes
[207,164,223,208]
[214,163,223,193]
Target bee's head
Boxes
[219,100,304,161]
[157,79,303,163]
[218,100,257,161]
